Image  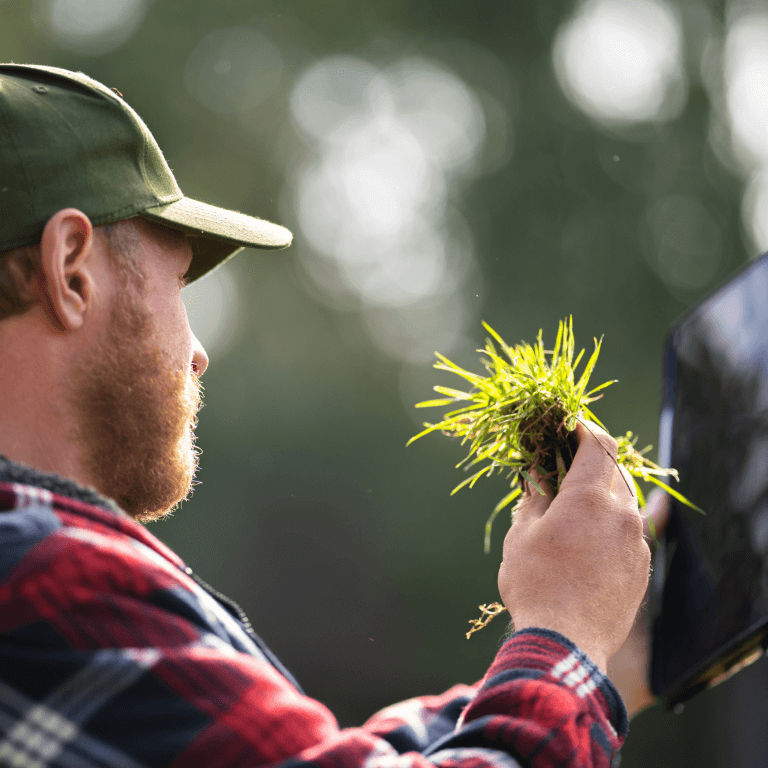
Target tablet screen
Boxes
[650,252,768,706]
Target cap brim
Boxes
[140,196,292,283]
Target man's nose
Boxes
[191,333,209,376]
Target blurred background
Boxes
[3,0,768,763]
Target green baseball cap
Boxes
[0,63,292,282]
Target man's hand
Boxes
[607,489,671,717]
[498,421,651,673]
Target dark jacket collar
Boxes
[0,454,126,517]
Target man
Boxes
[0,64,656,768]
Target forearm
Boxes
[360,628,626,768]
[455,629,627,766]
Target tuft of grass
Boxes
[407,317,703,638]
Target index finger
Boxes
[560,420,632,500]
[512,471,555,528]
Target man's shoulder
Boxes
[0,479,280,670]
[0,480,185,588]
[0,480,218,649]
[0,482,65,580]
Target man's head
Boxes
[0,210,207,520]
[0,64,292,519]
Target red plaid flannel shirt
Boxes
[0,476,629,768]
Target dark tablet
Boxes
[649,250,768,709]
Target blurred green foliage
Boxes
[3,0,765,763]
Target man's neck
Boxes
[0,454,122,514]
[0,312,97,497]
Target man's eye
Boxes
[179,275,190,289]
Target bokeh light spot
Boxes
[719,12,768,255]
[644,194,721,290]
[742,168,768,254]
[725,13,768,170]
[290,57,382,143]
[388,58,485,170]
[289,55,489,360]
[185,27,285,116]
[553,0,686,126]
[42,0,148,55]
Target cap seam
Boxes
[0,201,160,253]
[88,201,154,225]
[33,92,181,210]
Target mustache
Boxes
[184,367,204,430]
[189,367,203,410]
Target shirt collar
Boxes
[0,454,127,517]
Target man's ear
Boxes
[38,209,95,332]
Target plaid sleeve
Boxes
[452,629,628,767]
[349,630,626,768]
[0,494,627,768]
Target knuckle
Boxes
[597,432,619,459]
[559,483,607,516]
[579,484,609,510]
[621,508,645,539]
[642,537,652,563]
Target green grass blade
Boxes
[406,424,444,446]
[483,487,523,553]
[645,475,705,514]
[484,506,504,554]
[451,466,492,495]
[643,503,658,547]
[520,469,545,495]
[585,379,618,397]
[633,478,646,509]
[579,408,607,430]
[482,322,516,361]
[551,319,564,367]
[572,348,585,375]
[494,486,522,515]
[434,353,486,384]
[432,386,476,400]
[575,337,603,401]
[415,398,457,409]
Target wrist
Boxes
[512,619,608,673]
[495,626,630,742]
